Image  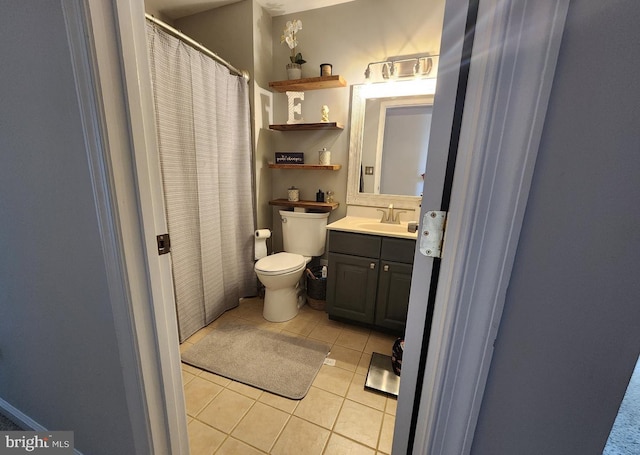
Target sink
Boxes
[356,222,411,234]
[327,216,418,239]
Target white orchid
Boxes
[281,19,306,64]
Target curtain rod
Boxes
[145,13,250,81]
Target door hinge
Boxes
[157,234,171,255]
[419,211,447,258]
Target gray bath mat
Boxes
[181,319,330,399]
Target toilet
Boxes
[255,210,330,322]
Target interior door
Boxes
[393,0,479,452]
[396,0,570,453]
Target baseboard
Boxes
[0,396,85,455]
[0,396,45,432]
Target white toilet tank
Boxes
[280,210,330,257]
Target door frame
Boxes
[86,0,570,453]
[76,0,188,453]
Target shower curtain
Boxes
[146,22,256,342]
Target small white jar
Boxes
[287,186,299,202]
[319,148,331,165]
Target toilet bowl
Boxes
[255,252,309,322]
[254,210,330,322]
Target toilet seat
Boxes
[255,252,305,276]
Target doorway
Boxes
[104,0,570,453]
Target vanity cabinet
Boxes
[326,230,415,334]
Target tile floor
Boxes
[180,297,400,455]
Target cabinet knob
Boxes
[383,265,390,272]
[370,263,376,270]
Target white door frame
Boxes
[109,0,190,453]
[84,0,570,454]
[75,0,188,453]
[400,0,570,454]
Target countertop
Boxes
[326,216,418,240]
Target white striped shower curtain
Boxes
[146,22,256,342]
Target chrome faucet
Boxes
[377,204,407,224]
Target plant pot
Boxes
[286,63,302,80]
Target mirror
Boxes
[346,79,436,209]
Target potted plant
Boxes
[281,19,306,79]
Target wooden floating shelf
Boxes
[269,199,339,212]
[268,75,347,92]
[269,122,343,131]
[268,163,341,170]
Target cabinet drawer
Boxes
[328,231,381,258]
[381,237,416,263]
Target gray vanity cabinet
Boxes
[326,230,415,333]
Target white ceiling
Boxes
[146,0,357,19]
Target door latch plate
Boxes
[157,234,171,255]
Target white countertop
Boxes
[327,216,418,240]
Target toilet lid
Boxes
[255,252,305,274]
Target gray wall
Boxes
[269,0,445,250]
[0,3,137,453]
[170,0,445,250]
[175,0,254,81]
[471,1,640,453]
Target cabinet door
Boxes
[327,252,378,324]
[375,261,413,333]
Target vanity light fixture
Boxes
[382,62,391,79]
[365,60,394,80]
[418,57,434,77]
[364,54,437,82]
